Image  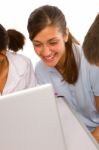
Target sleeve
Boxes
[25,59,37,88]
[89,65,99,96]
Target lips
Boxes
[42,52,57,62]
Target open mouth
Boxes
[43,52,57,63]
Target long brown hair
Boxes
[0,24,25,52]
[82,13,99,65]
[27,5,80,84]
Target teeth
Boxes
[44,53,55,61]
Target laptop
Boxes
[0,84,98,150]
[0,84,66,150]
[57,97,99,150]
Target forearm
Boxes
[91,126,99,143]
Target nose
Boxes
[41,44,51,56]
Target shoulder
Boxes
[35,60,49,73]
[72,43,82,51]
[81,50,99,85]
[7,51,33,75]
[7,51,31,63]
[72,43,82,67]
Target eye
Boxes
[49,41,58,45]
[33,43,42,47]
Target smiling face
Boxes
[32,25,68,67]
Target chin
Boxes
[44,61,56,67]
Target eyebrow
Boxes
[33,37,59,43]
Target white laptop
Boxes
[56,97,99,150]
[0,84,66,150]
[0,84,98,150]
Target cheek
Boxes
[34,47,41,55]
[54,43,65,53]
[51,44,62,52]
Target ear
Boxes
[64,28,69,42]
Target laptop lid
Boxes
[57,97,99,150]
[0,84,66,150]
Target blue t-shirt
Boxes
[35,44,99,131]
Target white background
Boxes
[0,0,99,67]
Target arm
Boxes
[91,126,99,143]
[0,53,9,93]
[91,96,99,143]
[87,62,99,143]
[95,96,99,112]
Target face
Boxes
[32,26,68,67]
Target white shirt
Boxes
[1,51,36,95]
[35,44,99,131]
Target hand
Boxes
[91,126,99,143]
